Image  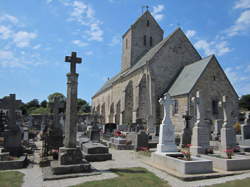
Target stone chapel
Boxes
[91,11,239,135]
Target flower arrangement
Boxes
[205,147,214,154]
[224,149,234,159]
[114,130,126,138]
[181,144,192,161]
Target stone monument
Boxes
[220,95,236,154]
[156,93,178,153]
[0,94,23,156]
[190,91,209,155]
[52,52,90,174]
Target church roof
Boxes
[168,55,214,97]
[92,28,182,98]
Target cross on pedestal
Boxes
[0,94,22,129]
[65,52,82,74]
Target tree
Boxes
[40,100,48,108]
[26,99,40,108]
[77,98,91,113]
[239,94,250,110]
[48,92,65,103]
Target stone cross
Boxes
[191,91,204,126]
[182,111,192,128]
[0,94,22,130]
[159,93,175,124]
[64,52,81,148]
[65,52,82,74]
[244,113,250,126]
[220,96,231,128]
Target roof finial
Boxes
[142,5,149,15]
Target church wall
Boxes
[189,57,239,131]
[171,96,189,135]
[149,29,201,100]
[121,29,132,71]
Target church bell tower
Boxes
[121,10,164,72]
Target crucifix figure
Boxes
[65,52,82,74]
[191,91,205,126]
[182,111,192,129]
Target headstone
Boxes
[190,91,210,155]
[212,119,223,141]
[0,94,23,156]
[52,52,90,175]
[157,93,178,153]
[240,113,250,145]
[180,111,192,147]
[88,124,100,143]
[220,95,236,154]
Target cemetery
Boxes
[1,2,250,187]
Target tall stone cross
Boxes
[65,52,82,74]
[0,94,22,130]
[191,91,204,126]
[64,52,82,148]
[159,93,175,125]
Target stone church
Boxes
[91,11,238,135]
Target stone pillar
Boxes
[220,96,236,154]
[156,93,178,153]
[64,73,78,148]
[190,91,209,155]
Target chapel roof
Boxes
[92,28,182,98]
[168,55,214,97]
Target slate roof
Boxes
[92,28,182,98]
[168,55,214,97]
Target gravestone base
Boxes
[4,130,23,156]
[220,127,236,156]
[82,142,112,162]
[157,143,178,153]
[47,129,63,150]
[190,125,209,155]
[52,147,91,175]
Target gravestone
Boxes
[52,52,91,175]
[180,111,192,147]
[47,97,64,151]
[190,91,210,155]
[0,94,23,156]
[88,124,100,143]
[126,131,149,150]
[157,93,178,153]
[239,113,250,148]
[220,95,236,155]
[212,119,223,141]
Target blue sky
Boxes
[0,0,250,103]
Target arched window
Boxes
[125,38,128,49]
[143,35,146,46]
[147,20,150,27]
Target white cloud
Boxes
[0,26,12,39]
[225,67,248,85]
[66,1,103,41]
[227,10,250,36]
[109,35,121,46]
[0,50,14,60]
[13,31,37,48]
[185,30,197,39]
[0,14,18,24]
[152,5,165,21]
[72,40,88,47]
[85,51,93,56]
[234,0,250,9]
[194,40,231,56]
[33,44,41,50]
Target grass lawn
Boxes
[210,177,250,187]
[72,167,170,187]
[0,171,24,187]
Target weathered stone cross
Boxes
[0,94,22,129]
[65,52,82,74]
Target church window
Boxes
[143,35,147,46]
[173,100,179,115]
[147,20,150,27]
[150,36,153,47]
[212,100,219,115]
[213,75,216,81]
[125,38,128,49]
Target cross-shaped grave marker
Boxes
[65,52,82,74]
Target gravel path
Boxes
[18,148,250,187]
